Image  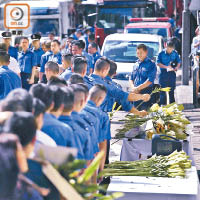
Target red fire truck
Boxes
[81,0,161,48]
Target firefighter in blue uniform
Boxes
[0,45,21,100]
[48,40,62,64]
[1,31,18,60]
[129,44,157,110]
[31,33,44,68]
[18,37,37,90]
[157,40,181,105]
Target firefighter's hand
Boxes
[132,87,140,94]
[28,77,34,84]
[138,110,148,117]
[142,94,150,102]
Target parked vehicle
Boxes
[101,33,164,91]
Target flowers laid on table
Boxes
[115,103,190,140]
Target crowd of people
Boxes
[0,28,152,200]
[0,24,183,199]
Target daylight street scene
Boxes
[0,0,200,199]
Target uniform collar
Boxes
[33,47,42,51]
[105,76,112,81]
[93,51,99,57]
[164,49,174,55]
[90,74,103,80]
[45,112,57,119]
[138,57,149,63]
[21,49,30,54]
[59,115,71,121]
[1,65,9,70]
[87,100,97,107]
[53,52,61,56]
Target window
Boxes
[103,40,159,62]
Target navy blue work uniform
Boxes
[83,75,95,89]
[32,47,44,67]
[90,74,133,113]
[59,69,73,81]
[92,51,101,66]
[130,57,157,110]
[82,51,93,74]
[59,115,91,160]
[71,111,94,160]
[80,110,99,154]
[48,52,62,64]
[85,100,109,142]
[0,65,21,100]
[42,113,75,147]
[104,76,123,112]
[40,51,52,73]
[8,46,18,60]
[18,50,37,90]
[157,49,181,105]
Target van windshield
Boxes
[102,40,159,63]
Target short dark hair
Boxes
[0,89,33,112]
[108,60,117,77]
[166,40,175,48]
[70,84,86,94]
[73,56,87,74]
[137,44,148,52]
[20,37,29,43]
[0,134,19,198]
[88,33,95,41]
[95,57,110,71]
[3,112,37,146]
[32,98,46,117]
[49,85,65,112]
[89,84,107,100]
[45,61,59,74]
[77,83,89,95]
[45,40,51,49]
[62,53,73,62]
[51,39,60,46]
[48,76,68,87]
[89,42,98,50]
[0,52,10,64]
[62,87,74,112]
[72,40,85,49]
[29,84,54,111]
[68,73,84,85]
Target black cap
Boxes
[2,31,12,38]
[31,33,41,41]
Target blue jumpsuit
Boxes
[157,49,181,105]
[18,50,37,90]
[0,65,21,100]
[130,57,157,110]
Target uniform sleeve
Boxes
[130,71,135,81]
[84,134,94,160]
[0,77,5,100]
[14,48,18,60]
[32,52,38,67]
[40,55,46,73]
[157,52,162,64]
[106,82,129,103]
[175,52,181,64]
[147,62,157,83]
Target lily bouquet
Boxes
[115,102,190,140]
